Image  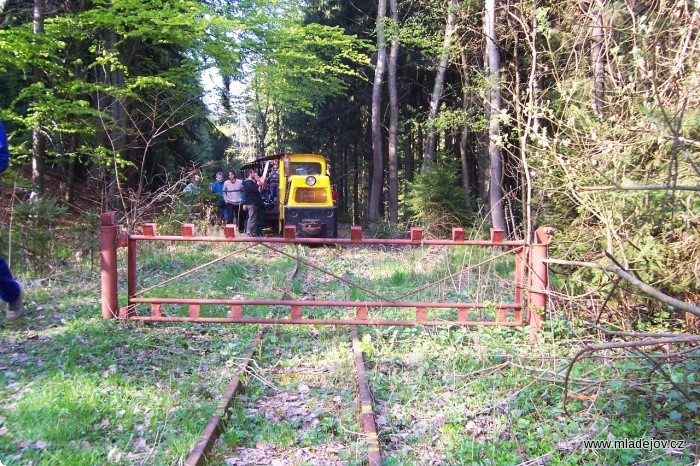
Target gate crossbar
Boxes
[125,297,524,326]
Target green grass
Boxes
[357,323,698,465]
[0,241,697,465]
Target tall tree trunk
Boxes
[591,0,605,118]
[387,0,399,223]
[31,0,45,196]
[353,141,360,224]
[369,0,387,223]
[514,0,541,242]
[422,0,458,170]
[459,49,473,197]
[98,28,125,212]
[60,133,78,204]
[484,0,507,232]
[403,131,413,221]
[252,84,269,159]
[221,73,233,114]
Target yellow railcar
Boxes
[240,153,338,238]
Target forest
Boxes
[0,0,699,464]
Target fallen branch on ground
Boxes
[562,335,700,415]
[545,258,700,318]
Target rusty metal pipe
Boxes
[125,316,522,326]
[127,234,526,247]
[529,227,554,334]
[100,212,118,319]
[127,236,137,303]
[128,297,521,309]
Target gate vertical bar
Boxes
[514,247,525,323]
[100,212,118,319]
[127,236,137,315]
[529,227,554,335]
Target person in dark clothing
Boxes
[242,169,264,236]
[0,122,22,319]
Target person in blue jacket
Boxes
[210,171,225,223]
[0,122,22,319]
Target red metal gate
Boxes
[100,212,552,333]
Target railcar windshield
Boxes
[289,162,322,176]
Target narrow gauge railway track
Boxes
[185,248,382,465]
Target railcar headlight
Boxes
[305,176,317,186]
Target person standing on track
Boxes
[210,171,225,223]
[0,122,22,319]
[222,171,243,229]
[242,169,264,236]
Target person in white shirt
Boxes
[223,171,243,228]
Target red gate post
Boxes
[529,227,554,336]
[100,212,119,319]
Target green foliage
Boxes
[364,219,408,239]
[405,160,475,237]
[251,22,370,110]
[526,1,700,317]
[0,0,245,197]
[154,202,190,236]
[11,198,68,272]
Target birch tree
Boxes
[422,0,458,170]
[484,0,507,232]
[31,0,45,195]
[387,0,399,223]
[590,0,605,118]
[369,0,387,223]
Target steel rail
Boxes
[185,331,263,466]
[350,326,382,466]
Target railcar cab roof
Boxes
[240,153,328,177]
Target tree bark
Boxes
[353,141,360,225]
[591,0,605,118]
[369,0,387,223]
[459,49,473,198]
[386,0,399,223]
[60,133,78,204]
[422,0,458,170]
[105,29,125,211]
[484,0,507,232]
[31,0,45,196]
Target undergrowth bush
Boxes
[364,219,408,239]
[12,198,68,272]
[405,160,476,238]
[155,194,218,236]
